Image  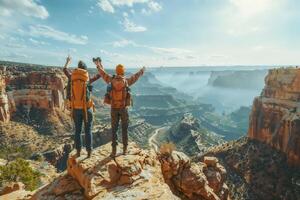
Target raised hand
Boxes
[67,56,71,63]
[141,66,146,73]
[64,56,71,68]
[95,60,103,69]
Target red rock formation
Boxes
[248,67,300,166]
[159,151,229,200]
[7,71,67,111]
[0,66,68,122]
[0,77,10,122]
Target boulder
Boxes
[159,151,229,200]
[0,182,25,196]
[204,156,218,167]
[31,175,84,200]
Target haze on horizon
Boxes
[0,0,300,68]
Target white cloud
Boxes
[29,25,88,45]
[113,39,136,47]
[0,0,49,19]
[6,52,30,59]
[223,0,283,37]
[229,0,273,19]
[29,38,49,45]
[110,0,148,7]
[148,46,192,55]
[97,0,162,14]
[5,43,26,48]
[100,49,122,57]
[97,0,115,13]
[110,38,193,58]
[148,1,162,12]
[122,17,147,32]
[141,1,162,15]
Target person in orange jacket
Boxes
[94,59,145,157]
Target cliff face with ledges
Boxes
[6,70,66,112]
[0,76,10,122]
[248,67,300,166]
[0,65,68,122]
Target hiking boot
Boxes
[110,146,117,158]
[76,149,81,157]
[123,145,127,155]
[87,150,92,158]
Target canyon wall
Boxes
[0,76,10,122]
[0,66,67,122]
[248,67,300,166]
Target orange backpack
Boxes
[69,69,93,121]
[104,75,132,108]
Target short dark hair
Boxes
[78,60,87,70]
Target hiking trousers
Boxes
[73,108,93,152]
[111,108,129,148]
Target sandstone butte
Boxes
[248,67,300,166]
[0,67,67,123]
[23,143,228,200]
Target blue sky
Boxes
[0,0,300,68]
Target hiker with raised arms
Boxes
[94,59,145,157]
[63,56,101,158]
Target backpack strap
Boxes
[82,81,88,124]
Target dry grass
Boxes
[159,142,176,156]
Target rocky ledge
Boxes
[31,143,228,200]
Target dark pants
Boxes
[111,108,129,147]
[73,108,93,152]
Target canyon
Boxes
[0,62,299,200]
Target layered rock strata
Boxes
[248,67,300,166]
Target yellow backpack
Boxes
[69,68,93,121]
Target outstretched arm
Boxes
[95,60,112,84]
[89,74,101,84]
[127,67,146,86]
[63,56,72,79]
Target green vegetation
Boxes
[0,158,42,191]
[0,144,32,162]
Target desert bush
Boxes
[159,142,176,155]
[0,158,42,191]
[0,144,32,162]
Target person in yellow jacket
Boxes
[63,56,101,158]
[94,59,145,157]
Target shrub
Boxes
[0,145,32,162]
[159,142,176,155]
[0,158,42,191]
